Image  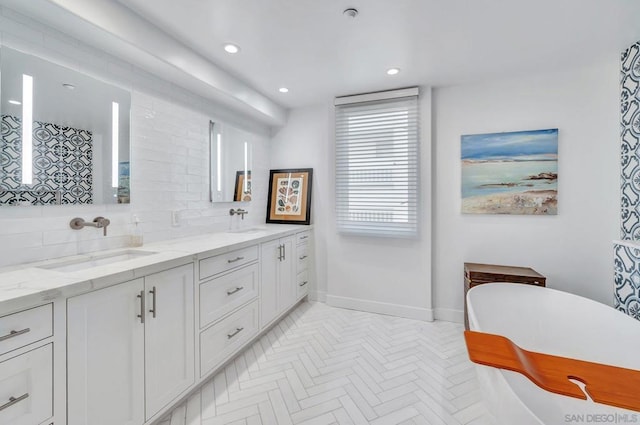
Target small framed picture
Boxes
[234,171,252,202]
[266,168,313,225]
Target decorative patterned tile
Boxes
[621,42,640,240]
[0,114,93,204]
[158,302,494,425]
[614,243,640,319]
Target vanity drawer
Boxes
[296,231,311,245]
[200,264,258,328]
[200,300,258,377]
[0,344,53,425]
[297,270,310,298]
[199,245,259,280]
[297,244,309,272]
[0,304,52,356]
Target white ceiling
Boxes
[117,0,640,109]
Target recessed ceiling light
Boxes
[278,87,289,93]
[224,43,240,54]
[62,83,76,90]
[386,68,400,75]
[8,99,21,105]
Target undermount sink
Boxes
[38,250,158,272]
[227,226,267,234]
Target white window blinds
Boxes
[335,89,419,237]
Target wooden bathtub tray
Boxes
[464,330,640,412]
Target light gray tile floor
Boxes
[157,302,496,425]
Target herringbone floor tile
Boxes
[157,302,496,425]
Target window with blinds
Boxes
[335,88,419,237]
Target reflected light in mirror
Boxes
[244,141,248,193]
[111,102,119,188]
[21,74,33,184]
[216,133,222,192]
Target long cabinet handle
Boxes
[137,290,145,324]
[300,235,309,240]
[149,286,157,318]
[226,286,244,296]
[227,256,245,264]
[227,327,244,339]
[0,393,29,412]
[0,328,30,342]
[299,281,308,287]
[282,244,286,261]
[277,244,283,261]
[299,255,308,260]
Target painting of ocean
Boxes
[461,129,558,214]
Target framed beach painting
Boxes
[461,129,558,215]
[266,168,313,224]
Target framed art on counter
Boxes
[266,168,313,224]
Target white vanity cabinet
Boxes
[295,231,311,299]
[0,304,54,425]
[67,263,194,425]
[260,236,296,328]
[198,246,260,377]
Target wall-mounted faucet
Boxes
[229,208,248,220]
[70,216,111,236]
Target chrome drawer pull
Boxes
[300,235,308,240]
[226,286,244,296]
[0,328,30,342]
[227,256,245,264]
[299,281,308,287]
[149,286,157,318]
[137,290,145,324]
[227,327,244,339]
[0,393,29,412]
[299,255,308,260]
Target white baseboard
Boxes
[434,307,464,324]
[310,290,327,302]
[326,294,434,321]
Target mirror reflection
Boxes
[210,121,253,203]
[0,47,131,205]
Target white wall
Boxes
[432,62,620,322]
[271,91,434,320]
[326,90,433,320]
[270,105,331,301]
[0,7,270,267]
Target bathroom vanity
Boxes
[0,225,312,425]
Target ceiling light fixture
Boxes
[224,43,240,54]
[8,99,21,105]
[343,8,358,18]
[386,68,400,75]
[278,87,289,93]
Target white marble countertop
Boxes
[0,224,311,313]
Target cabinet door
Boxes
[67,279,145,425]
[144,264,195,421]
[260,239,280,328]
[278,236,296,312]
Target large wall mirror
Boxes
[0,46,131,205]
[210,121,254,203]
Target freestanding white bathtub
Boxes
[467,283,640,425]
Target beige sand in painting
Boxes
[462,189,557,214]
